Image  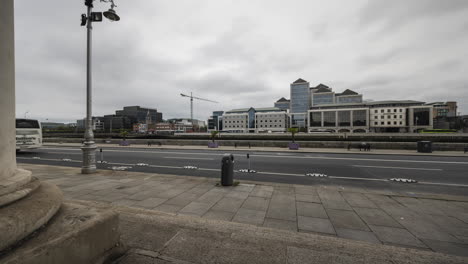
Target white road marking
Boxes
[164,157,214,160]
[352,165,442,171]
[328,176,388,182]
[417,181,468,188]
[255,171,305,177]
[17,157,81,163]
[17,157,468,188]
[39,151,81,155]
[41,147,468,165]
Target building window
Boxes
[387,121,391,125]
[381,110,384,113]
[388,109,391,113]
[394,115,397,118]
[400,121,402,125]
[374,122,378,125]
[394,121,397,125]
[394,109,397,112]
[323,111,336,127]
[381,122,384,125]
[375,110,378,113]
[399,115,402,118]
[310,112,322,127]
[353,110,367,127]
[338,111,351,127]
[400,109,403,112]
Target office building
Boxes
[274,98,290,111]
[207,111,224,131]
[223,107,287,133]
[115,106,163,124]
[255,110,289,133]
[427,102,458,118]
[289,78,310,129]
[308,100,433,133]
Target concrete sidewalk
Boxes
[75,200,466,264]
[21,163,468,260]
[43,142,468,157]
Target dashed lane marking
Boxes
[352,165,442,171]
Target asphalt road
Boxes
[16,146,468,196]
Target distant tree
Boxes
[288,128,298,143]
[120,129,128,140]
[210,130,219,143]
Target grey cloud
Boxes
[359,0,468,31]
[13,1,468,122]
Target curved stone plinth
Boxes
[0,182,63,252]
[0,169,32,197]
[1,202,124,264]
[0,176,41,207]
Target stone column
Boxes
[0,0,17,180]
[0,0,62,252]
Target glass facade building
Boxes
[313,93,334,106]
[290,83,310,113]
[353,110,367,126]
[336,95,363,104]
[338,111,351,126]
[310,112,322,127]
[323,111,336,127]
[413,108,431,126]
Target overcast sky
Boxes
[14,0,468,123]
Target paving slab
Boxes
[133,197,168,209]
[294,186,317,195]
[263,218,297,232]
[232,208,266,225]
[422,239,468,257]
[250,185,273,198]
[211,197,245,213]
[335,228,381,244]
[179,201,213,216]
[318,190,352,210]
[296,201,328,218]
[266,194,297,221]
[369,225,427,249]
[153,188,187,199]
[298,216,336,235]
[194,192,224,206]
[241,196,270,211]
[326,209,370,231]
[396,216,460,243]
[295,193,321,203]
[341,192,378,208]
[225,190,250,199]
[163,192,202,207]
[203,210,235,221]
[428,215,468,237]
[112,199,138,207]
[154,204,185,214]
[353,207,402,228]
[393,197,445,216]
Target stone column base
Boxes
[0,199,125,264]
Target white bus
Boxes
[16,118,42,151]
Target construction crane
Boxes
[180,92,218,124]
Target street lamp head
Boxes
[103,8,120,21]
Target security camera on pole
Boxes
[80,0,120,174]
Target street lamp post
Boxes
[81,0,120,174]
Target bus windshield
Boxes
[16,119,40,129]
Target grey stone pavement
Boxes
[21,164,468,259]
